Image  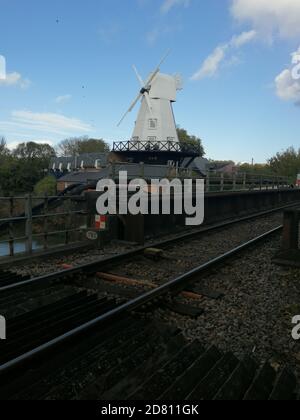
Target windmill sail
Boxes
[117,50,180,145]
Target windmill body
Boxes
[132,72,179,144]
[115,53,198,164]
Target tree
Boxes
[268,147,300,180]
[34,176,57,196]
[210,160,235,167]
[176,128,205,157]
[0,141,57,194]
[0,137,9,159]
[0,157,41,194]
[13,142,56,162]
[237,163,271,175]
[57,136,110,156]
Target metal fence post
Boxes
[9,196,14,257]
[25,194,33,254]
[111,162,116,181]
[43,194,49,250]
[206,173,210,192]
[220,173,224,192]
[233,173,236,191]
[140,162,145,179]
[65,196,73,246]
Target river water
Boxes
[0,240,43,257]
[0,232,81,257]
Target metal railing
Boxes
[113,140,200,155]
[0,195,87,258]
[105,162,193,182]
[205,172,290,192]
[105,164,290,190]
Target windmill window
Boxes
[148,136,157,142]
[148,119,158,130]
[95,159,102,169]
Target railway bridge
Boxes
[0,182,300,261]
[0,182,300,400]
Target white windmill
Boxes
[117,51,183,149]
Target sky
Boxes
[0,0,300,163]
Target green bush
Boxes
[34,176,57,196]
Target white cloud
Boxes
[0,55,6,80]
[0,111,93,139]
[191,46,226,81]
[161,0,190,14]
[147,1,185,44]
[12,110,92,134]
[231,0,300,40]
[275,46,300,103]
[146,24,181,45]
[147,28,161,45]
[98,22,121,44]
[7,139,54,151]
[230,30,257,47]
[191,30,256,80]
[55,94,72,104]
[0,71,31,89]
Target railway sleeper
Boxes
[42,322,178,401]
[107,351,298,401]
[213,356,258,400]
[128,340,205,400]
[6,291,90,328]
[79,329,187,400]
[162,346,227,400]
[0,283,64,306]
[0,316,147,399]
[0,298,118,364]
[163,301,204,318]
[5,294,100,335]
[186,352,239,400]
[0,286,76,317]
[100,333,188,400]
[0,274,31,287]
[0,318,298,401]
[269,367,297,401]
[243,362,277,400]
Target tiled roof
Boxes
[57,163,196,184]
[50,153,109,170]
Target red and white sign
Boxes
[297,174,300,187]
[95,215,107,230]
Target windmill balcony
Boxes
[113,140,200,156]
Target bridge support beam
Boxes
[274,208,300,267]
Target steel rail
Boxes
[0,225,282,374]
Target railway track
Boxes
[1,316,297,401]
[1,219,297,400]
[0,204,299,399]
[0,208,285,320]
[0,204,289,293]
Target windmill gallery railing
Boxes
[113,140,201,155]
